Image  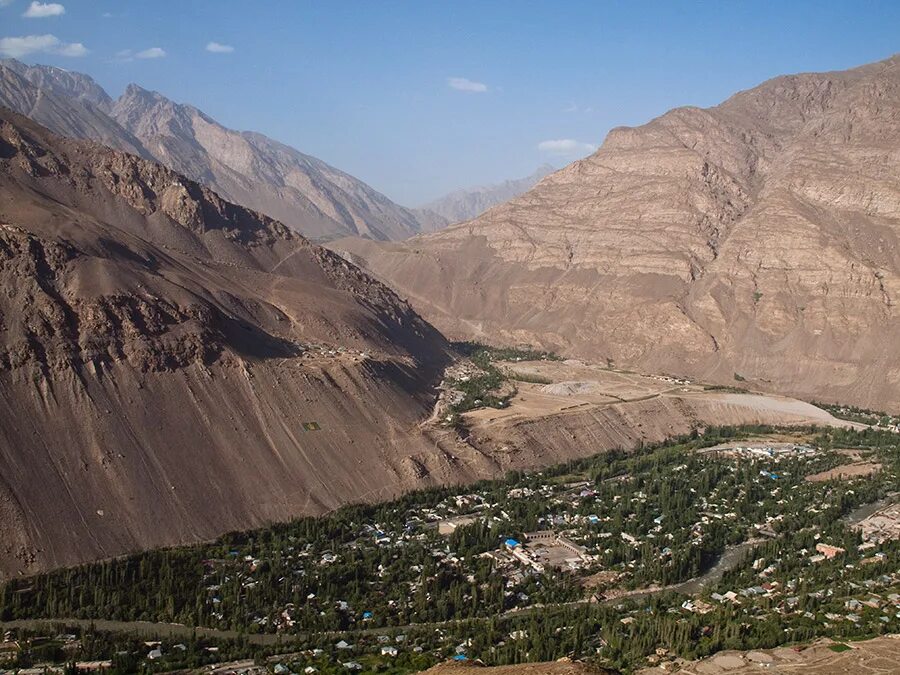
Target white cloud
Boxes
[563,102,595,114]
[23,1,64,18]
[0,33,87,57]
[115,47,166,62]
[136,46,165,59]
[206,41,234,53]
[448,76,488,93]
[55,40,86,56]
[537,139,597,156]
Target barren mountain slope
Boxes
[0,107,456,579]
[334,55,900,411]
[0,61,147,157]
[110,84,425,241]
[0,60,425,241]
[414,164,556,228]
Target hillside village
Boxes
[2,425,898,673]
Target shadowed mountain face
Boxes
[413,164,556,229]
[334,55,900,411]
[0,107,454,578]
[0,59,425,241]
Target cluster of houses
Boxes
[702,541,900,631]
[828,406,900,432]
[489,531,593,575]
[704,442,818,460]
[192,439,896,669]
[0,632,111,675]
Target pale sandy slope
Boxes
[637,636,900,674]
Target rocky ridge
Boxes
[0,58,426,241]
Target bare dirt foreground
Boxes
[637,635,900,674]
[806,462,883,482]
[420,658,614,674]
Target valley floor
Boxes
[1,422,898,674]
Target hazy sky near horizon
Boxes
[2,1,900,205]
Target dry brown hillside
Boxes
[0,107,455,579]
[420,658,617,674]
[334,55,900,412]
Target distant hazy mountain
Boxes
[414,164,555,228]
[0,59,424,241]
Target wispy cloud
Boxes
[206,41,234,53]
[114,47,166,62]
[563,102,594,114]
[23,1,64,18]
[0,0,16,7]
[0,33,86,57]
[136,46,165,59]
[448,76,488,93]
[537,139,597,156]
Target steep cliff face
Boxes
[334,56,900,411]
[0,59,427,241]
[0,108,452,579]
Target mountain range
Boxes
[0,107,795,579]
[335,55,900,411]
[3,53,900,579]
[0,58,425,241]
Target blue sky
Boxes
[1,1,899,205]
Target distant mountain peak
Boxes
[414,164,557,228]
[1,58,113,110]
[0,60,428,242]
